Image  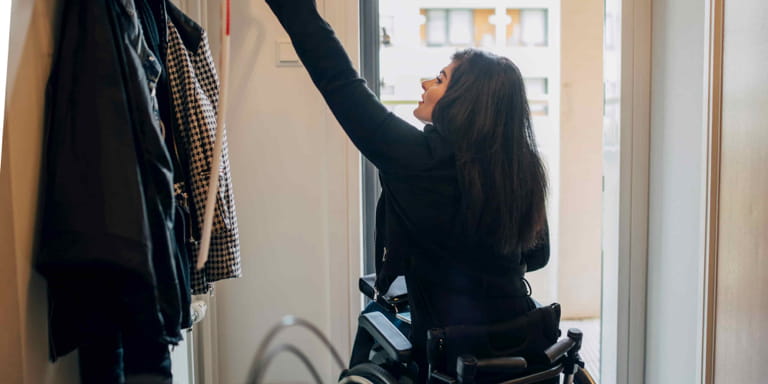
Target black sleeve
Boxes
[265,0,436,171]
[523,222,550,272]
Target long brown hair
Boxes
[433,49,547,254]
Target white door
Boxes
[709,0,768,382]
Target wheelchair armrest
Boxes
[456,355,528,384]
[544,328,582,364]
[544,338,574,364]
[359,312,412,363]
[476,357,529,372]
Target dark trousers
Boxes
[78,320,172,384]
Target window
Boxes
[525,77,549,116]
[425,9,449,46]
[420,9,495,47]
[381,15,394,46]
[506,8,549,47]
[380,78,395,95]
[447,10,472,45]
[524,77,549,97]
[529,101,549,116]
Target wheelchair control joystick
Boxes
[567,329,583,350]
[563,328,586,384]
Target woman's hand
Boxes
[374,251,407,294]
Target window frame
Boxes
[359,0,381,275]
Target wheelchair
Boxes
[339,274,597,384]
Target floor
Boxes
[560,318,600,383]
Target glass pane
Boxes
[448,9,472,45]
[529,101,549,116]
[524,77,549,97]
[426,9,447,46]
[370,2,611,382]
[380,78,395,95]
[521,9,548,46]
[507,8,549,47]
[381,15,394,46]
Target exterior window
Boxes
[447,10,472,45]
[421,9,494,47]
[380,78,395,95]
[506,8,549,47]
[529,101,550,116]
[425,9,449,45]
[525,77,549,116]
[381,15,394,46]
[524,77,549,97]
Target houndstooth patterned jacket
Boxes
[165,8,241,294]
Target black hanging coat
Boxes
[38,0,185,359]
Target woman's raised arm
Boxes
[265,0,436,171]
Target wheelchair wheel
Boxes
[573,366,598,384]
[339,363,398,384]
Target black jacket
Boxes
[38,0,186,359]
[265,0,550,362]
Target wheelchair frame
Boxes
[344,274,597,384]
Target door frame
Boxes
[612,0,651,383]
[192,0,654,381]
[357,1,653,383]
[702,0,723,382]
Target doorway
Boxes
[359,0,623,382]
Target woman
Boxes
[265,0,550,376]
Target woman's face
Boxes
[413,61,457,123]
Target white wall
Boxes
[211,0,362,383]
[558,0,603,319]
[2,0,81,382]
[0,0,361,383]
[646,0,708,382]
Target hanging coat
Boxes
[38,0,185,359]
[165,3,241,294]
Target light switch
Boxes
[276,41,301,67]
